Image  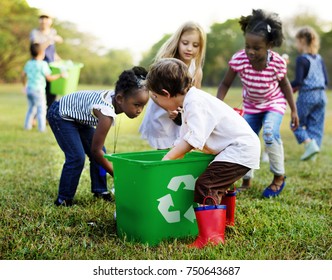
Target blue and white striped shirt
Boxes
[59,90,116,126]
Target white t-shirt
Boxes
[139,60,196,149]
[179,87,260,169]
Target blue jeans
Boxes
[24,89,46,132]
[47,101,107,200]
[293,90,327,147]
[244,111,285,177]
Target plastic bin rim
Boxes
[195,205,226,211]
[104,150,214,166]
[49,62,84,68]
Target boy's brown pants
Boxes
[194,161,250,205]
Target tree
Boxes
[203,19,243,86]
[0,0,36,82]
[0,0,135,85]
[320,29,332,87]
[140,34,170,69]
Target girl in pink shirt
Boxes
[217,9,299,198]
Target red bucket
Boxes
[221,190,236,226]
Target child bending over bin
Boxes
[47,67,149,206]
[146,58,260,249]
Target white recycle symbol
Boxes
[157,175,196,224]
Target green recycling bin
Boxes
[104,150,215,245]
[49,60,84,95]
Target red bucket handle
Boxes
[202,196,218,206]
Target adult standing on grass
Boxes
[47,67,149,206]
[146,58,260,248]
[217,9,299,198]
[30,11,63,112]
[290,26,328,161]
[22,43,67,132]
[139,21,206,149]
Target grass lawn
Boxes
[0,84,331,260]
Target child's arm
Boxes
[162,139,193,160]
[45,72,67,82]
[280,76,299,131]
[21,71,27,93]
[54,34,63,44]
[91,109,114,176]
[21,71,27,86]
[216,67,237,100]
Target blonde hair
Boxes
[154,21,206,87]
[296,26,320,54]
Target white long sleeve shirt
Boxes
[179,87,260,169]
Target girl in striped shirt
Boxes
[47,67,149,206]
[217,9,299,198]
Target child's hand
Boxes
[168,110,179,120]
[162,155,171,161]
[61,72,69,79]
[168,107,182,120]
[290,111,299,131]
[22,87,27,94]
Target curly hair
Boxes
[239,9,284,47]
[115,66,148,97]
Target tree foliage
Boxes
[1,1,331,87]
[203,19,244,86]
[140,34,170,69]
[0,0,36,82]
[0,0,134,85]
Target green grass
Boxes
[0,84,331,260]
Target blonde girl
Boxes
[291,26,328,161]
[139,21,206,149]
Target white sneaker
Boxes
[301,139,320,161]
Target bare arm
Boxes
[280,76,299,131]
[54,34,63,44]
[216,67,237,100]
[162,139,193,160]
[45,72,65,82]
[21,71,27,86]
[91,109,114,176]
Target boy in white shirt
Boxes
[146,58,260,248]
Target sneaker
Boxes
[93,192,113,202]
[300,139,320,161]
[310,154,318,162]
[54,198,73,207]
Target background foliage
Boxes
[1,0,332,87]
